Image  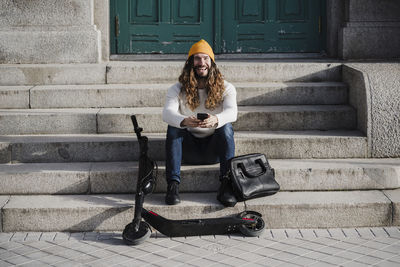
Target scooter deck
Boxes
[142,208,259,237]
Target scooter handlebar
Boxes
[131,115,143,139]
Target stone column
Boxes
[339,0,400,59]
[0,0,101,63]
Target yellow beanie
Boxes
[188,39,215,62]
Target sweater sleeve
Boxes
[162,83,187,128]
[215,81,238,128]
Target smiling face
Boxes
[193,53,212,78]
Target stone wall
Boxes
[344,64,400,158]
[0,0,101,63]
[339,0,400,59]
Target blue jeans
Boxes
[165,123,235,184]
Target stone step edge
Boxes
[1,190,398,231]
[0,105,355,112]
[0,130,367,142]
[1,82,348,108]
[1,159,399,194]
[0,131,367,162]
[0,105,358,134]
[0,81,348,87]
[0,62,343,85]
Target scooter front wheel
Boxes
[239,212,265,237]
[122,221,151,245]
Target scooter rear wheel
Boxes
[239,212,265,237]
[122,221,151,245]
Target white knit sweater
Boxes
[162,81,237,138]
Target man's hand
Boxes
[199,114,218,128]
[180,114,218,128]
[180,116,201,127]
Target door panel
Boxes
[113,0,213,54]
[222,0,324,53]
[111,0,325,54]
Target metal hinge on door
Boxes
[115,15,120,37]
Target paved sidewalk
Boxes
[1,228,400,267]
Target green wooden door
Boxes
[110,0,214,54]
[222,0,325,53]
[110,0,325,54]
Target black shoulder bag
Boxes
[226,153,280,201]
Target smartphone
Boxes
[197,113,208,121]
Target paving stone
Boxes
[69,232,85,241]
[0,260,13,266]
[348,244,377,255]
[0,228,399,266]
[278,245,311,257]
[271,229,287,239]
[286,256,318,266]
[54,233,70,241]
[117,258,149,266]
[314,229,332,238]
[9,232,27,242]
[370,227,390,237]
[317,245,344,256]
[269,251,299,262]
[309,261,337,267]
[312,237,343,247]
[380,244,400,255]
[39,232,56,241]
[9,245,38,256]
[253,246,281,257]
[0,233,13,242]
[383,227,400,238]
[23,233,42,242]
[34,254,65,265]
[6,256,39,266]
[152,258,186,267]
[284,229,303,239]
[319,255,353,265]
[0,241,24,251]
[375,260,400,267]
[342,228,361,238]
[341,260,371,267]
[335,250,367,260]
[327,228,346,238]
[187,257,218,267]
[369,249,399,260]
[220,256,250,266]
[356,255,385,265]
[300,229,317,239]
[356,228,376,239]
[387,255,400,263]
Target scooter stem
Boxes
[133,191,145,232]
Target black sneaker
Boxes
[165,181,180,205]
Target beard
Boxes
[194,65,209,79]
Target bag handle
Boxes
[237,159,266,178]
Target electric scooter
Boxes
[122,115,265,245]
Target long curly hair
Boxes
[178,56,225,111]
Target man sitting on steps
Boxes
[162,39,238,207]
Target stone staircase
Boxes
[1,62,399,232]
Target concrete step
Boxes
[0,64,106,86]
[0,105,357,135]
[0,82,348,109]
[1,190,398,231]
[0,62,342,86]
[106,61,343,84]
[0,131,367,163]
[1,159,399,195]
